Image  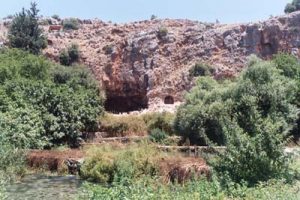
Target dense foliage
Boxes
[80,177,300,200]
[189,62,215,77]
[285,0,300,13]
[149,128,168,143]
[59,44,80,66]
[79,157,300,200]
[80,144,161,184]
[0,132,26,199]
[0,49,104,148]
[174,54,299,184]
[273,53,300,139]
[8,2,47,54]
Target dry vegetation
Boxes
[80,143,210,184]
[100,112,175,137]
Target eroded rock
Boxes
[2,12,300,112]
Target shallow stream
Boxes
[5,174,82,200]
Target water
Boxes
[5,174,82,200]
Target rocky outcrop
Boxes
[2,12,300,112]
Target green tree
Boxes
[8,2,47,54]
[285,0,300,13]
[0,49,104,148]
[273,53,300,140]
[175,57,298,184]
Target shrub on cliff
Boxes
[157,27,168,39]
[59,49,70,66]
[52,14,61,21]
[189,62,215,77]
[68,43,80,63]
[285,0,300,13]
[63,18,80,30]
[8,2,47,54]
[59,44,80,66]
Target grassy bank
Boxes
[79,144,300,200]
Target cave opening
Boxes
[105,95,148,113]
[164,96,174,104]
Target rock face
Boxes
[2,12,300,112]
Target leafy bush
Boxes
[157,27,168,39]
[142,112,175,135]
[52,14,60,21]
[272,53,300,140]
[174,77,232,145]
[176,59,298,145]
[285,0,300,13]
[59,44,80,66]
[149,128,168,143]
[59,49,70,66]
[63,18,80,30]
[80,176,300,200]
[103,45,114,55]
[0,132,26,198]
[273,53,300,78]
[0,143,26,179]
[0,107,46,149]
[80,148,115,183]
[80,144,161,184]
[8,2,47,54]
[151,15,157,20]
[189,62,215,77]
[215,120,289,186]
[175,57,298,184]
[68,43,80,63]
[79,176,224,200]
[0,49,104,148]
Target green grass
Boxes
[78,146,300,200]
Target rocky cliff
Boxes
[2,11,300,113]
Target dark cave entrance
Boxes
[105,94,148,113]
[164,95,174,104]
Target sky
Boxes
[0,0,291,24]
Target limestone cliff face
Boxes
[2,12,300,112]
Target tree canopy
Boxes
[8,2,47,54]
[285,0,300,13]
[0,49,105,148]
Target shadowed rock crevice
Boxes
[105,94,148,113]
[164,96,174,104]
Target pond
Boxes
[5,174,82,200]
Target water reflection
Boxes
[6,174,81,200]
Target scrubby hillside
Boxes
[1,11,300,112]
